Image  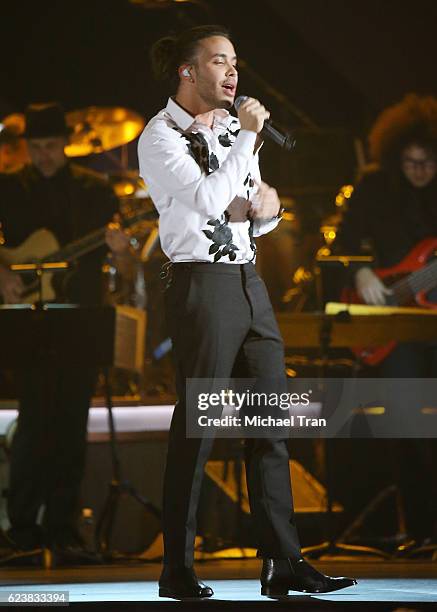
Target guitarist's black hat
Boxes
[23,102,72,139]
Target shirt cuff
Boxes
[231,129,257,157]
[252,215,281,237]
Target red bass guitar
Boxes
[341,237,437,365]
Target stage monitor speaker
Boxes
[114,305,146,373]
[197,459,342,550]
[81,437,339,554]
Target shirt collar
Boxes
[165,97,231,132]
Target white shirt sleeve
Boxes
[138,123,257,219]
[252,216,281,237]
[249,152,281,237]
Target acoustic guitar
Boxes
[0,209,158,304]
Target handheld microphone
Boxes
[234,95,296,151]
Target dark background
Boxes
[2,0,436,129]
[2,0,437,206]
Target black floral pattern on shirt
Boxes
[242,172,256,260]
[173,119,256,262]
[218,120,240,148]
[172,127,222,175]
[244,172,255,200]
[202,213,239,262]
[209,151,219,172]
[173,128,211,174]
[248,219,257,260]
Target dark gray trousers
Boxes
[163,262,301,567]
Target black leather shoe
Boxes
[159,566,214,600]
[52,544,103,566]
[261,557,357,597]
[0,529,44,567]
[49,529,102,566]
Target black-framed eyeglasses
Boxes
[402,156,437,170]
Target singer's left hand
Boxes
[249,181,281,220]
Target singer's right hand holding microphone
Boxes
[237,97,270,134]
[236,98,281,219]
[235,96,281,218]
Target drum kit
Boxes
[66,106,160,307]
[1,104,151,217]
[0,106,175,452]
[63,105,153,224]
[0,105,167,397]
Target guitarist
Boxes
[334,94,437,550]
[0,103,130,562]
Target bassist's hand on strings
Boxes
[355,267,393,305]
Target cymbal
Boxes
[0,113,30,172]
[0,113,25,136]
[65,107,144,157]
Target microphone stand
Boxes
[302,310,391,560]
[95,368,162,559]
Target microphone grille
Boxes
[234,95,247,111]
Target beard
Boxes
[219,98,234,110]
[197,78,233,110]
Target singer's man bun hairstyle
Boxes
[150,24,231,83]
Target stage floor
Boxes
[1,559,437,608]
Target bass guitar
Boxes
[341,237,437,365]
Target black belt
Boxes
[161,261,256,279]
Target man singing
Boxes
[138,25,356,599]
